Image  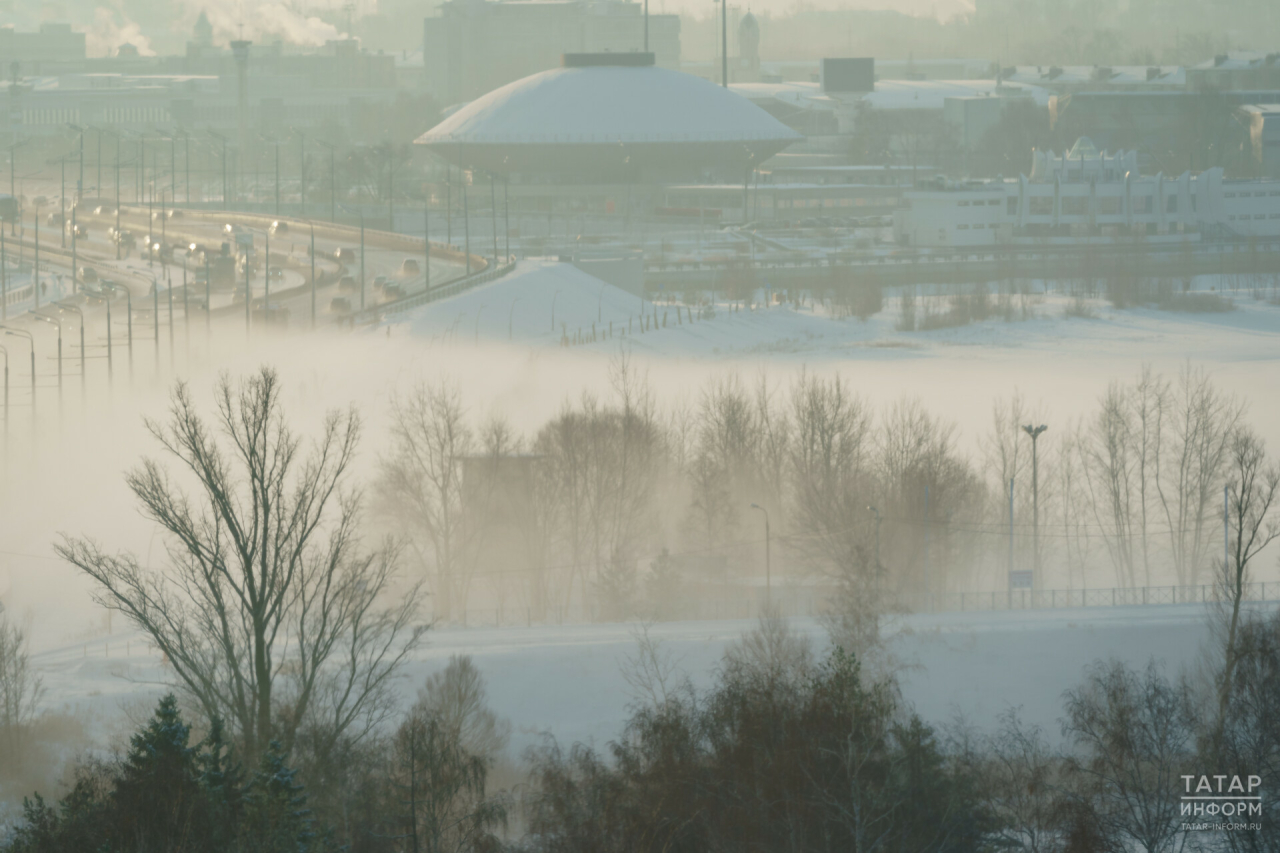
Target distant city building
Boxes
[423,0,680,105]
[894,137,1280,246]
[1,35,402,144]
[999,65,1186,93]
[1187,51,1280,92]
[0,23,86,68]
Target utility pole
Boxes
[721,0,728,88]
[462,177,471,275]
[274,139,280,216]
[424,200,430,291]
[1022,423,1047,587]
[297,130,306,216]
[359,211,365,310]
[1008,477,1015,605]
[310,224,316,328]
[490,173,498,265]
[115,142,122,260]
[868,505,882,591]
[750,503,771,608]
[60,156,66,248]
[923,483,930,609]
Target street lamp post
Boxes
[0,344,7,443]
[310,224,316,329]
[0,327,32,426]
[508,297,520,340]
[31,309,62,401]
[1021,423,1048,587]
[56,302,85,399]
[103,281,133,379]
[315,138,335,222]
[750,503,771,608]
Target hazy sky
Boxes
[8,0,977,59]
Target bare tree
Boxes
[1156,365,1243,586]
[1215,426,1280,738]
[56,368,425,762]
[1061,660,1194,853]
[981,710,1066,853]
[380,382,475,623]
[1080,382,1143,588]
[0,604,43,758]
[415,655,510,763]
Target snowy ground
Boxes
[2,257,1278,811]
[28,602,1221,767]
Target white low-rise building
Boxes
[894,137,1280,247]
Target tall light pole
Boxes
[721,0,728,88]
[310,224,316,328]
[750,503,771,608]
[0,343,7,443]
[103,281,133,379]
[867,505,882,590]
[56,301,85,400]
[315,138,335,222]
[0,327,33,425]
[1021,423,1048,587]
[31,309,62,408]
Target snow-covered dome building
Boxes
[416,52,803,182]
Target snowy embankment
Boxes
[29,603,1218,763]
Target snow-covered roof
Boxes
[1001,65,1186,88]
[1191,51,1280,71]
[419,63,803,146]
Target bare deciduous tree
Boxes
[1156,365,1243,586]
[1215,426,1280,738]
[56,367,425,762]
[380,381,476,623]
[1061,660,1194,853]
[0,605,43,758]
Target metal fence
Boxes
[441,582,1280,629]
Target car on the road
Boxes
[402,259,420,274]
[382,284,404,300]
[269,220,288,236]
[334,247,356,263]
[46,211,64,226]
[338,275,358,293]
[372,275,388,292]
[330,297,352,314]
[32,195,47,206]
[168,209,183,219]
[268,267,284,281]
[67,223,89,238]
[78,266,98,284]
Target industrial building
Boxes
[893,138,1280,246]
[416,52,802,183]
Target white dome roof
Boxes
[419,63,803,147]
